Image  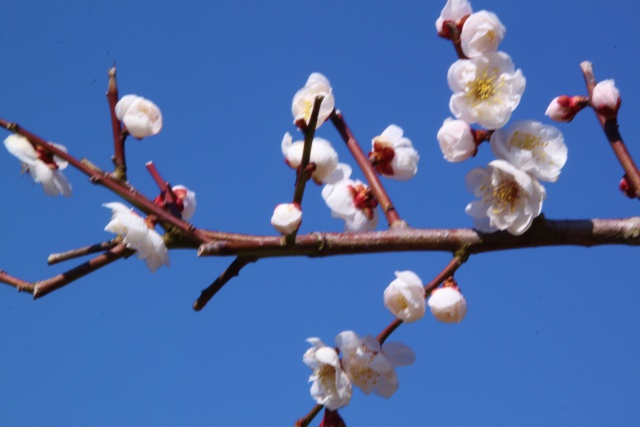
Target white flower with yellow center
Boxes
[335,331,415,398]
[291,73,335,129]
[490,120,567,182]
[383,270,425,323]
[448,52,525,129]
[4,134,72,197]
[465,160,546,235]
[460,10,505,58]
[115,95,163,139]
[303,338,352,410]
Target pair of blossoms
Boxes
[435,0,570,235]
[271,73,420,235]
[3,94,195,273]
[303,271,467,410]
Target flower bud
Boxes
[619,175,637,198]
[436,0,473,36]
[383,270,425,322]
[172,185,197,220]
[319,409,347,427]
[460,10,505,58]
[115,94,163,139]
[545,95,588,123]
[591,79,621,119]
[437,118,477,162]
[427,286,467,323]
[271,203,302,235]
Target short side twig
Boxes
[48,239,121,265]
[192,256,259,311]
[107,66,128,182]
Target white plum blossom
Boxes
[591,79,621,116]
[271,203,302,235]
[321,164,379,232]
[335,331,415,398]
[370,125,419,181]
[281,132,339,183]
[460,11,505,58]
[437,118,477,162]
[303,338,352,410]
[448,51,525,129]
[103,202,169,272]
[292,73,335,129]
[3,134,72,197]
[490,120,567,182]
[115,94,163,139]
[465,159,546,235]
[436,0,473,35]
[383,271,426,323]
[172,185,196,221]
[427,286,468,323]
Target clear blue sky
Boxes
[1,1,639,426]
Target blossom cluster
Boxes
[436,0,567,235]
[272,73,420,235]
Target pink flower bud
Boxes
[271,203,302,235]
[591,79,621,119]
[545,95,588,123]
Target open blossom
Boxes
[490,120,567,182]
[460,11,505,58]
[115,94,163,139]
[383,271,425,323]
[427,286,467,323]
[103,202,169,272]
[3,134,72,197]
[437,118,477,162]
[465,160,546,235]
[322,164,379,232]
[448,51,525,129]
[591,79,621,117]
[271,203,302,235]
[292,73,335,129]
[281,132,339,183]
[369,125,419,181]
[436,0,472,35]
[335,331,415,398]
[303,338,352,410]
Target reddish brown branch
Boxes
[330,111,406,229]
[0,270,35,293]
[106,66,128,182]
[581,61,640,198]
[294,404,323,427]
[292,96,323,207]
[32,243,133,299]
[48,239,120,265]
[145,161,182,219]
[193,256,258,311]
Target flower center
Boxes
[395,293,409,311]
[302,99,313,121]
[491,180,520,213]
[509,131,549,162]
[318,364,337,390]
[467,67,502,105]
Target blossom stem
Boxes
[444,21,468,60]
[0,118,212,244]
[376,256,464,344]
[292,96,323,207]
[329,111,406,229]
[106,66,128,182]
[294,404,323,427]
[581,61,640,198]
[145,161,182,219]
[47,239,121,265]
[192,256,259,311]
[0,270,35,293]
[30,243,134,299]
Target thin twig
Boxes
[0,270,35,293]
[581,61,640,198]
[33,243,133,299]
[145,161,182,219]
[294,404,323,427]
[193,256,259,311]
[48,239,120,265]
[330,111,406,228]
[106,66,128,182]
[292,96,323,207]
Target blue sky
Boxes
[1,1,639,426]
